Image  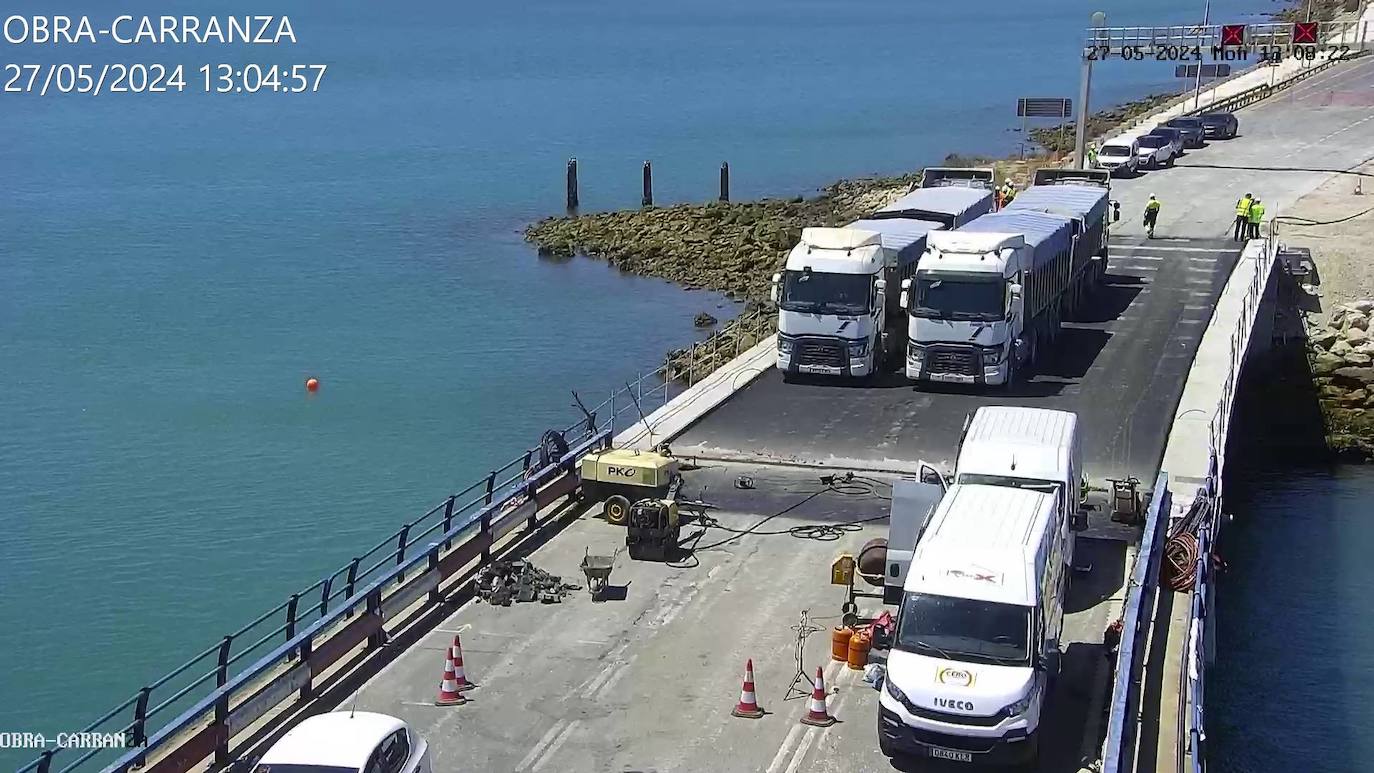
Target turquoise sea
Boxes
[1,0,1270,765]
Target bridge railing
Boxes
[18,311,762,773]
[1100,473,1173,773]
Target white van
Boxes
[1094,137,1139,176]
[954,406,1086,571]
[878,484,1066,768]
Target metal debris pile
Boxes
[476,559,581,606]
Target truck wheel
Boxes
[604,495,631,526]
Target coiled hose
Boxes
[1161,495,1213,592]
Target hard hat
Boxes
[1149,194,1156,198]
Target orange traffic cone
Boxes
[435,651,467,706]
[800,666,836,727]
[731,659,765,718]
[450,635,475,692]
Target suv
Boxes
[1135,134,1176,169]
[1199,112,1238,139]
[1095,139,1139,176]
[1146,127,1186,158]
[1163,116,1206,148]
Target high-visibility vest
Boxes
[1235,197,1252,216]
[1146,200,1161,213]
[1248,203,1265,224]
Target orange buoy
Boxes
[831,626,853,662]
[846,630,871,670]
[305,378,320,393]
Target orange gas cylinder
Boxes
[847,630,872,670]
[831,626,853,662]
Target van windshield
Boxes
[955,474,1059,497]
[896,593,1031,665]
[1099,145,1131,157]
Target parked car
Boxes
[1163,116,1206,148]
[1095,137,1140,176]
[247,712,432,773]
[1135,133,1176,169]
[1199,112,1239,139]
[1146,126,1186,158]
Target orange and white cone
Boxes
[449,635,475,692]
[800,666,836,727]
[435,650,467,706]
[731,659,765,718]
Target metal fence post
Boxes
[319,576,333,618]
[366,592,384,649]
[442,495,455,550]
[428,548,443,604]
[298,633,314,700]
[36,751,53,773]
[285,593,300,643]
[129,686,151,768]
[485,472,496,505]
[344,557,361,616]
[214,635,233,765]
[395,524,411,582]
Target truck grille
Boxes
[927,346,979,377]
[794,338,845,369]
[908,727,998,752]
[908,704,1004,727]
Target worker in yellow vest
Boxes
[1002,181,1017,206]
[1143,195,1162,238]
[1233,193,1253,241]
[1247,198,1265,239]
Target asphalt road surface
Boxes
[674,56,1374,485]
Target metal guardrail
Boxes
[1085,20,1365,52]
[1101,473,1172,773]
[1179,55,1346,118]
[17,313,764,773]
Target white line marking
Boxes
[766,725,806,773]
[1112,245,1234,253]
[435,624,474,635]
[783,727,819,773]
[584,661,620,695]
[531,719,580,772]
[516,720,566,772]
[575,639,610,646]
[596,662,631,699]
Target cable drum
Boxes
[1162,531,1200,592]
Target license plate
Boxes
[799,365,834,375]
[929,747,973,763]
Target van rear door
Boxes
[885,463,945,604]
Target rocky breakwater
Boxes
[526,174,921,381]
[1308,300,1374,456]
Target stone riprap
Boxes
[1308,300,1374,455]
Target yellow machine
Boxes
[578,447,681,525]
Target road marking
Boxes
[783,728,819,773]
[531,719,581,772]
[595,660,632,699]
[1112,245,1233,253]
[435,624,474,635]
[516,721,567,772]
[766,726,806,773]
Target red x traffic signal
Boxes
[1221,24,1246,46]
[1293,21,1318,44]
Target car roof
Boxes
[259,712,405,768]
[1166,116,1203,123]
[1147,126,1181,135]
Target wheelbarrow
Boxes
[580,547,620,601]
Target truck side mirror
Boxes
[874,278,886,292]
[899,290,909,310]
[1072,509,1089,532]
[1111,201,1121,222]
[770,272,781,304]
[1009,283,1023,300]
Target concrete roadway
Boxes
[344,464,1127,773]
[673,56,1374,485]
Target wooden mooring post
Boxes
[566,158,579,211]
[642,161,653,207]
[720,162,730,202]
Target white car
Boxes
[1094,139,1138,176]
[1134,134,1176,169]
[250,712,432,773]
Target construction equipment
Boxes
[832,539,890,626]
[626,498,681,561]
[1108,476,1145,524]
[578,447,681,526]
[571,388,682,526]
[580,547,620,601]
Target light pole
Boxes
[1074,12,1107,168]
[1192,0,1211,110]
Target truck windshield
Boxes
[896,592,1031,665]
[955,474,1060,497]
[779,270,871,315]
[912,273,1003,321]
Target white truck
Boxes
[878,483,1065,768]
[773,169,994,381]
[901,169,1115,387]
[879,406,1087,768]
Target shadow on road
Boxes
[1072,275,1145,324]
[1040,327,1112,381]
[1065,538,1127,615]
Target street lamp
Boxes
[1074,12,1107,168]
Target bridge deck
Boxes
[346,464,1127,773]
[337,57,1374,773]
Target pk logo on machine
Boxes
[607,465,638,478]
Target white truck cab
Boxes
[879,484,1066,768]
